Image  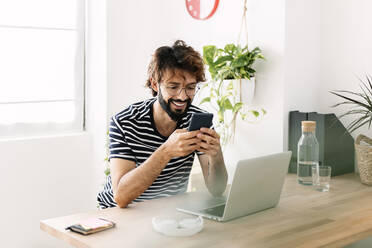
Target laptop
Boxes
[176,151,292,222]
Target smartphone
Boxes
[188,113,213,131]
[65,218,115,235]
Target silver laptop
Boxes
[177,151,292,222]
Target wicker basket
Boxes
[355,134,372,186]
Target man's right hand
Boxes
[162,129,201,158]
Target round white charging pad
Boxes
[152,216,203,237]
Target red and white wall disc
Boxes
[185,0,220,20]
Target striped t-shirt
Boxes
[97,98,210,209]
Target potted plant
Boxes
[200,43,265,147]
[330,75,372,185]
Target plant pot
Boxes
[355,134,372,186]
[223,78,255,104]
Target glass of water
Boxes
[312,166,331,192]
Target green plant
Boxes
[330,75,372,133]
[203,44,264,82]
[200,44,266,146]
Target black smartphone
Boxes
[188,113,213,131]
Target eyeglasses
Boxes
[162,83,200,96]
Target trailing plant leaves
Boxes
[199,97,211,105]
[218,110,224,123]
[233,102,243,112]
[202,43,266,146]
[252,110,260,117]
[227,81,234,91]
[223,98,233,110]
[104,167,110,176]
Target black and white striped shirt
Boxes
[97,98,210,209]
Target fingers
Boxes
[179,130,200,139]
[183,137,202,146]
[176,143,200,156]
[196,128,220,156]
[197,132,220,146]
[200,128,220,139]
[197,144,218,156]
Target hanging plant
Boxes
[199,0,266,147]
[200,44,266,146]
[203,44,264,81]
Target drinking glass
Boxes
[312,166,331,192]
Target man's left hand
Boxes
[196,128,221,156]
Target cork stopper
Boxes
[301,121,316,132]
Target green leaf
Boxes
[223,98,233,110]
[214,55,233,67]
[236,44,242,55]
[262,109,267,115]
[224,44,236,55]
[330,91,372,111]
[104,167,110,176]
[199,97,211,105]
[227,81,234,91]
[203,45,217,66]
[231,55,248,68]
[233,102,243,112]
[247,68,256,74]
[251,110,259,117]
[218,110,224,123]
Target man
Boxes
[97,40,228,209]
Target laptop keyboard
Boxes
[200,204,226,217]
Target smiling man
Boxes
[97,40,228,209]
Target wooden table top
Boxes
[40,173,372,248]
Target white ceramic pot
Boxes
[238,77,255,104]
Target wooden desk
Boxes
[41,173,372,248]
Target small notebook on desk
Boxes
[66,218,115,235]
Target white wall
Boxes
[107,0,286,178]
[0,0,107,247]
[319,0,372,139]
[284,0,372,173]
[86,0,109,193]
[284,0,372,140]
[0,134,95,248]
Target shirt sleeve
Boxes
[108,117,136,162]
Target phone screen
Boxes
[188,113,213,131]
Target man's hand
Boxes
[162,129,201,158]
[196,128,221,156]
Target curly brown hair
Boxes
[145,40,206,96]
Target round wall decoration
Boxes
[185,0,220,20]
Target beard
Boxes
[158,88,191,122]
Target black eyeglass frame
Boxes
[160,83,201,97]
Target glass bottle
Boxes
[297,121,319,185]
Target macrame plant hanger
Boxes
[230,0,249,143]
[237,0,249,49]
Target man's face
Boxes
[157,69,197,122]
